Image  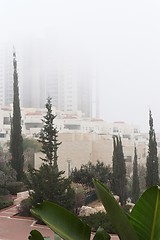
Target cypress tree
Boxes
[112,135,127,205]
[26,97,75,212]
[10,52,24,181]
[146,110,159,187]
[132,146,140,203]
[38,97,61,169]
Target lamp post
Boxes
[67,160,71,177]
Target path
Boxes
[0,205,54,240]
[0,205,119,240]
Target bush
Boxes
[0,195,13,210]
[0,187,9,196]
[80,212,116,234]
[18,198,33,217]
[6,182,26,195]
[85,190,97,205]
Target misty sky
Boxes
[1,0,160,131]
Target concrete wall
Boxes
[34,132,147,177]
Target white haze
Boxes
[1,0,160,132]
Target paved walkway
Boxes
[0,205,119,240]
[0,206,54,240]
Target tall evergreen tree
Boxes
[112,135,127,205]
[146,110,159,187]
[10,52,24,181]
[132,146,140,203]
[38,97,61,169]
[25,97,75,212]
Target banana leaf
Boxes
[93,179,138,240]
[28,230,44,240]
[130,186,160,240]
[31,200,91,240]
[93,227,111,240]
[54,233,61,240]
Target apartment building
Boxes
[0,105,151,174]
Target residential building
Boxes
[0,105,152,174]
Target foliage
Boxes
[146,110,159,187]
[23,138,41,170]
[30,180,160,240]
[70,161,112,189]
[24,97,75,217]
[38,97,61,168]
[112,135,127,205]
[26,164,75,212]
[138,164,146,193]
[0,195,13,210]
[73,184,85,211]
[132,146,140,203]
[18,198,33,217]
[29,230,45,240]
[6,181,26,195]
[0,162,18,195]
[81,212,116,234]
[0,162,16,182]
[85,190,97,205]
[23,138,41,152]
[10,51,24,181]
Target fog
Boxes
[1,0,160,131]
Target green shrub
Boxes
[18,198,33,217]
[0,187,9,196]
[80,212,116,234]
[6,182,26,195]
[0,196,13,209]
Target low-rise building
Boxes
[34,132,148,177]
[0,105,153,174]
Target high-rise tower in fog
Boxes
[20,40,46,108]
[20,41,99,117]
[0,44,13,106]
[46,57,97,118]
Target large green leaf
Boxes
[130,186,160,240]
[31,200,91,240]
[54,234,61,240]
[28,230,44,240]
[93,227,111,240]
[93,179,138,240]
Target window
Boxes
[122,134,131,140]
[113,127,118,133]
[125,156,132,162]
[0,133,5,138]
[3,117,10,125]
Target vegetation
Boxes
[138,164,146,194]
[73,183,85,211]
[10,51,24,181]
[0,162,16,194]
[29,179,160,240]
[112,135,127,205]
[146,110,159,187]
[71,161,112,189]
[18,198,33,217]
[81,212,116,234]
[0,195,13,210]
[21,97,75,215]
[38,97,61,169]
[27,164,75,211]
[23,137,41,170]
[132,146,140,203]
[0,162,17,209]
